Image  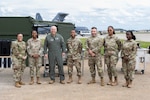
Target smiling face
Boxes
[70,30,76,38]
[108,26,114,36]
[91,28,97,37]
[126,31,132,40]
[17,33,23,42]
[32,30,38,39]
[50,26,57,36]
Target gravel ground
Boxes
[0,59,150,100]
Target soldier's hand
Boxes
[34,54,39,58]
[62,53,65,57]
[88,50,95,56]
[88,49,93,54]
[22,56,27,60]
[44,54,48,58]
[91,53,96,57]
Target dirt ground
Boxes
[0,58,150,100]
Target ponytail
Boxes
[126,30,136,40]
[132,35,136,40]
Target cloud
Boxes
[0,0,150,30]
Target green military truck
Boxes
[0,16,75,42]
[0,16,75,68]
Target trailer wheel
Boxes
[43,74,46,77]
[141,70,144,74]
[135,70,137,73]
[121,68,123,72]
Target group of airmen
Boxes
[11,25,137,88]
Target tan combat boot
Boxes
[127,80,132,88]
[111,77,118,86]
[107,77,112,85]
[87,77,96,84]
[29,77,34,85]
[100,77,105,86]
[67,75,73,84]
[49,80,55,84]
[122,79,129,87]
[36,77,41,84]
[19,78,25,85]
[60,80,65,84]
[15,82,21,88]
[19,81,25,85]
[78,76,82,84]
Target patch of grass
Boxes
[80,38,150,55]
[121,39,150,48]
[137,41,150,48]
[41,39,45,46]
[41,38,150,55]
[80,38,87,49]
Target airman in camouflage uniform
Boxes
[86,27,104,86]
[121,31,137,88]
[27,30,43,85]
[104,26,121,86]
[67,30,82,84]
[11,33,27,88]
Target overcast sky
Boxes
[0,0,150,30]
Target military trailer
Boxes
[0,16,75,42]
[0,16,75,68]
[0,17,34,41]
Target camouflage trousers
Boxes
[67,57,81,76]
[28,57,42,77]
[105,55,118,77]
[13,59,26,82]
[88,56,104,78]
[122,58,135,81]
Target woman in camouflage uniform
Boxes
[121,31,137,88]
[104,26,121,86]
[27,30,43,85]
[11,33,27,88]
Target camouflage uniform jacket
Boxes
[104,35,121,56]
[121,39,137,60]
[11,40,26,59]
[67,37,82,59]
[27,38,43,57]
[86,36,103,57]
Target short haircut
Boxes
[17,33,23,36]
[91,27,97,30]
[71,29,75,31]
[31,30,37,33]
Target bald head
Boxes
[50,26,57,35]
